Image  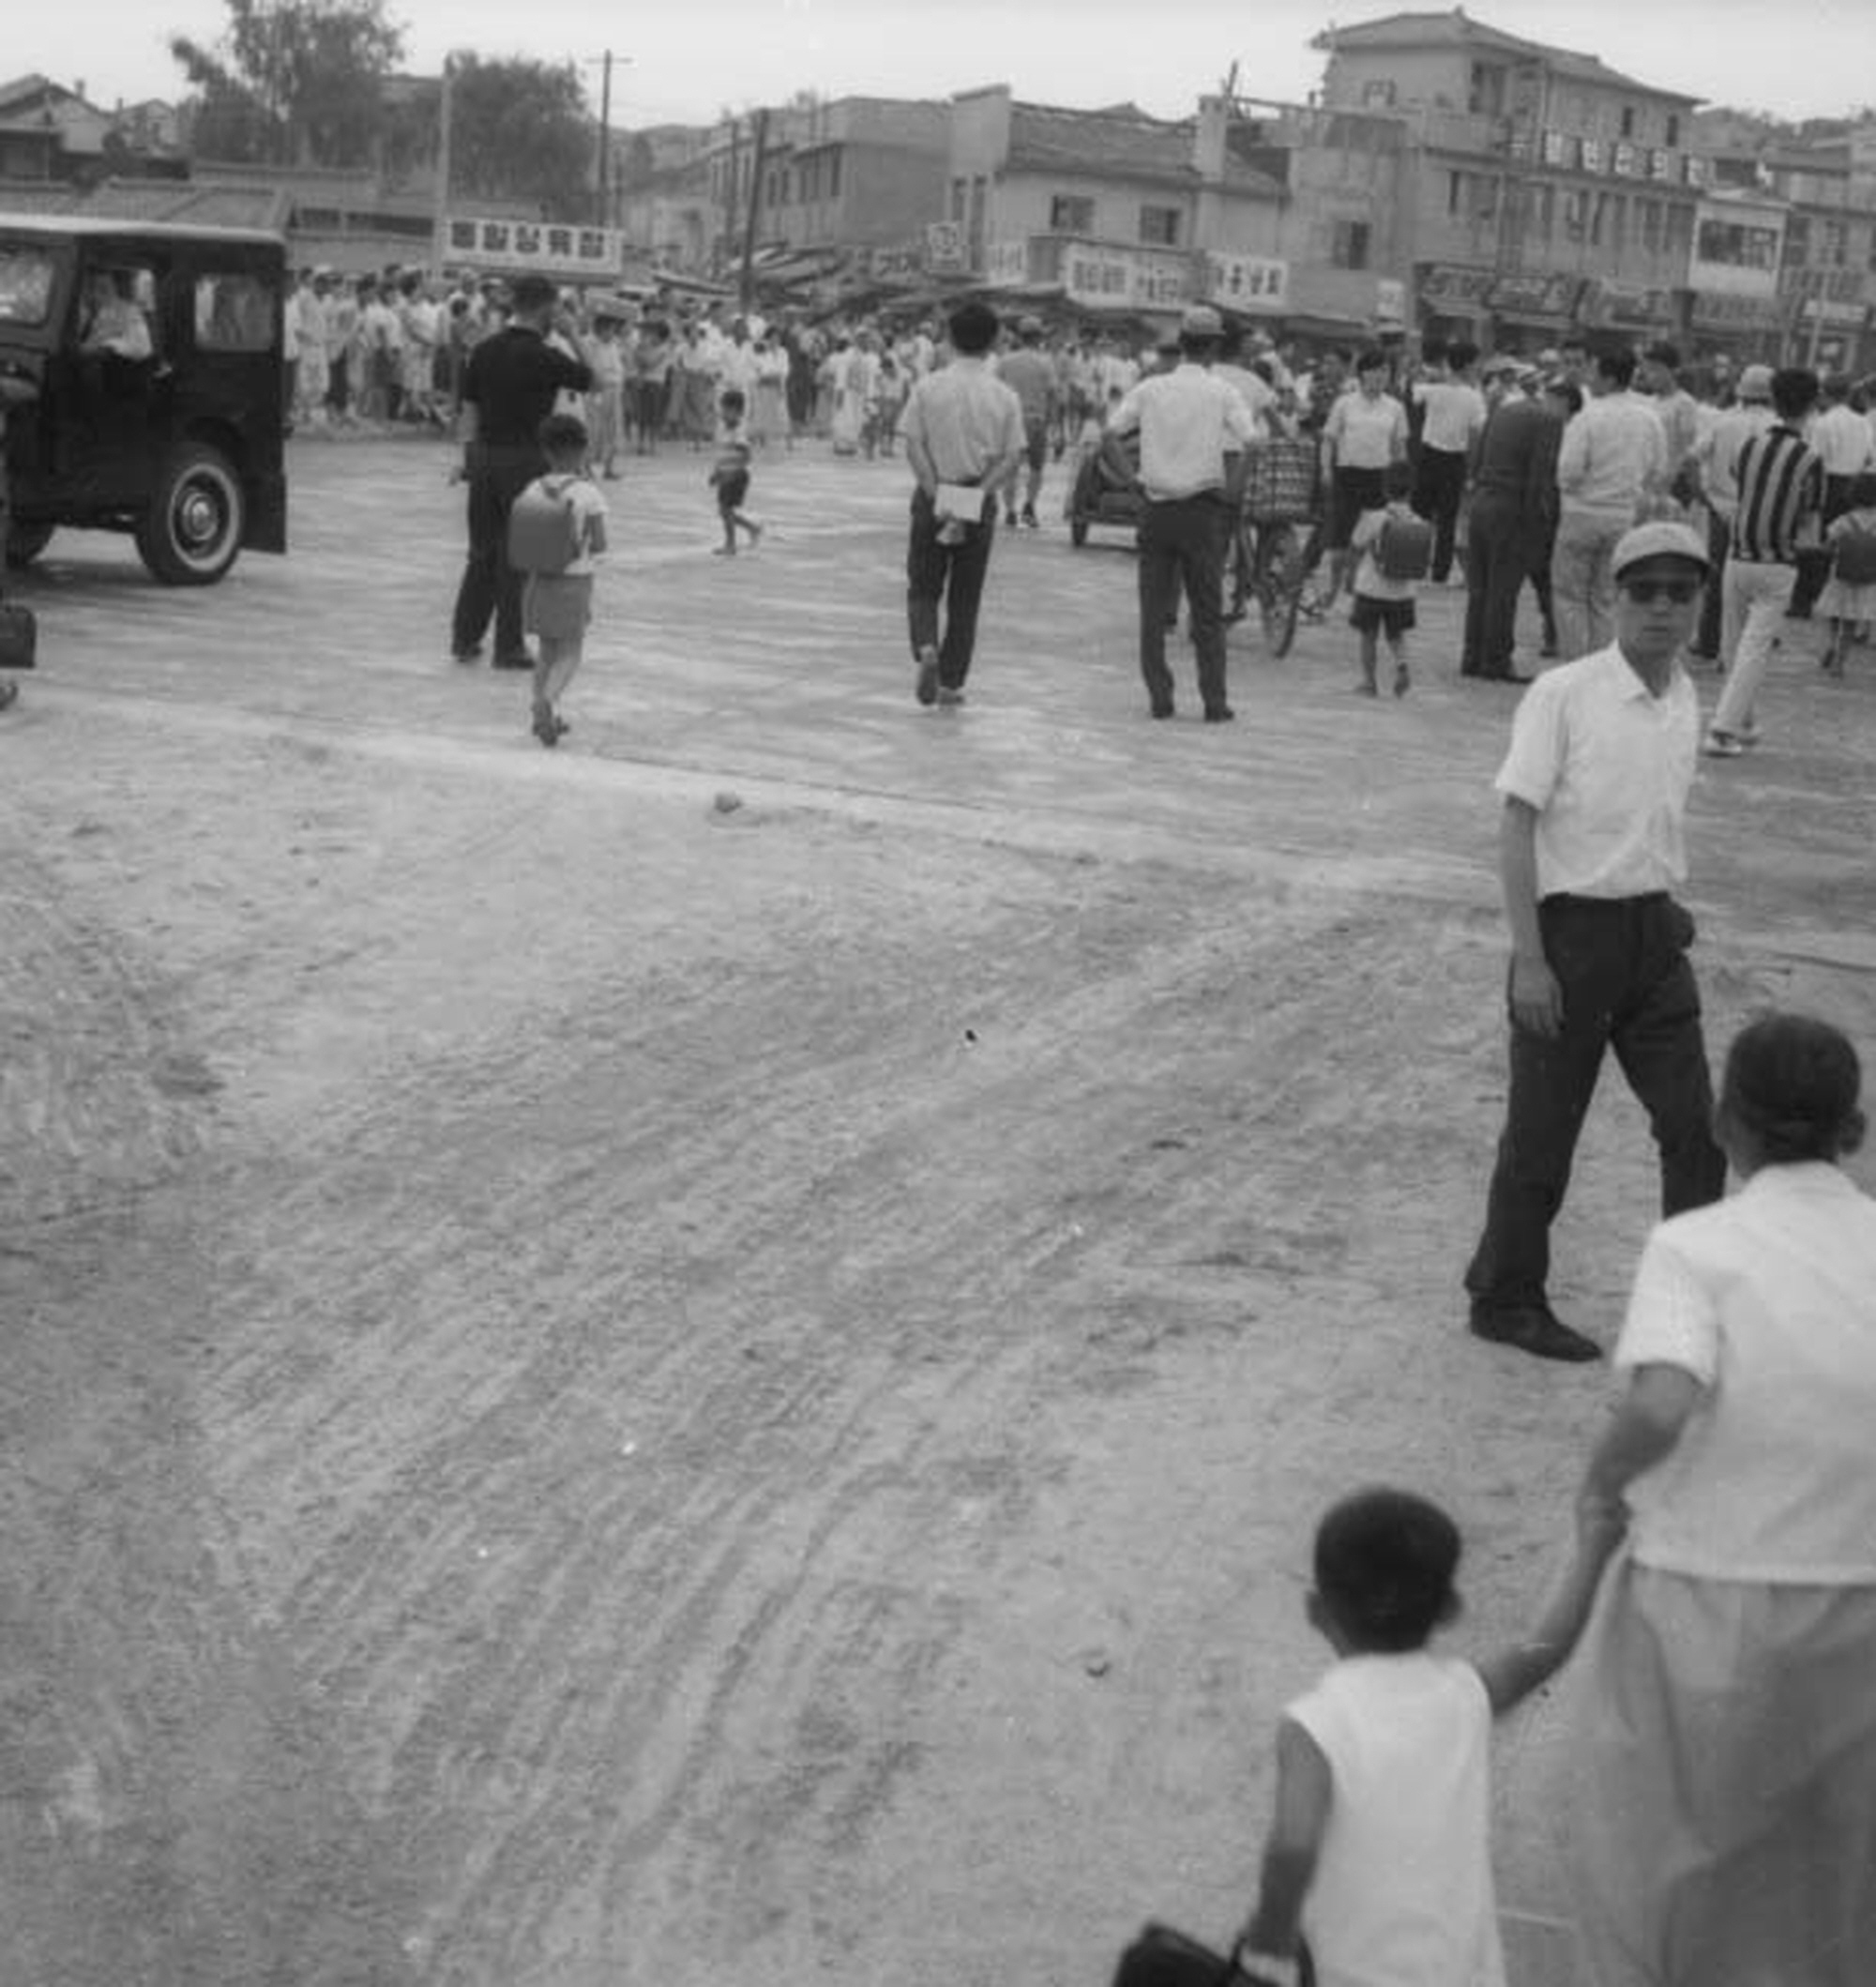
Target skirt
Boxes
[1815,576,1876,623]
[522,572,593,642]
[1561,1552,1876,1987]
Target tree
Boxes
[446,55,593,220]
[170,0,402,167]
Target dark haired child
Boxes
[515,411,608,748]
[709,387,763,554]
[1233,1486,1619,1987]
[1345,461,1423,698]
[1817,469,1876,678]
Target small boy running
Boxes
[1233,1485,1619,1987]
[709,388,763,555]
[1346,463,1426,698]
[1817,469,1876,678]
[513,411,608,748]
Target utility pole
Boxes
[739,106,770,315]
[432,53,456,274]
[597,49,613,229]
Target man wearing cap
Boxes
[1463,519,1728,1361]
[449,272,594,670]
[1109,305,1257,721]
[899,297,1025,708]
[1687,362,1775,661]
[994,316,1057,528]
[1551,347,1668,660]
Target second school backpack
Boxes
[1375,511,1434,583]
[507,477,582,577]
[1832,526,1876,587]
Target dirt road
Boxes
[4,437,1873,1986]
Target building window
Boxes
[1469,62,1505,115]
[1666,114,1680,148]
[1609,194,1626,254]
[1696,218,1779,269]
[827,148,840,199]
[1785,215,1810,264]
[1620,105,1636,139]
[1590,192,1608,247]
[1822,219,1848,266]
[1533,183,1555,242]
[1361,79,1396,108]
[1448,170,1464,216]
[1139,205,1180,247]
[950,176,966,223]
[1563,189,1587,240]
[1330,219,1370,268]
[1049,194,1095,233]
[1639,198,1662,251]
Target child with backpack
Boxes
[1346,462,1430,697]
[507,411,608,749]
[1231,1486,1620,1987]
[1816,469,1876,679]
[709,387,764,555]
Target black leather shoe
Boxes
[1203,705,1235,723]
[1469,1303,1601,1363]
[492,651,536,672]
[1149,699,1175,720]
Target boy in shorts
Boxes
[1233,1486,1619,1987]
[514,411,608,748]
[1346,463,1422,698]
[709,387,763,554]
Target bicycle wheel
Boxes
[1262,522,1305,659]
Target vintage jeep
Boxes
[0,215,287,584]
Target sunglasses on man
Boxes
[1621,578,1702,604]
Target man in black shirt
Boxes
[450,274,592,668]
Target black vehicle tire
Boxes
[5,521,54,570]
[1070,514,1089,547]
[135,444,246,585]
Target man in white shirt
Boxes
[1110,304,1257,721]
[1688,363,1776,660]
[1463,520,1728,1361]
[1551,346,1668,659]
[1791,372,1875,617]
[1412,339,1487,584]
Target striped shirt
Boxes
[1731,424,1824,564]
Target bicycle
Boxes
[1228,435,1325,660]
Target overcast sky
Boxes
[24,0,1876,129]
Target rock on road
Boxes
[3,434,1874,1987]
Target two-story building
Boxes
[1313,9,1703,352]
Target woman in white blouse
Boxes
[1564,1011,1876,1987]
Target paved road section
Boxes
[3,436,1872,1987]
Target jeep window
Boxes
[195,273,275,351]
[0,249,56,326]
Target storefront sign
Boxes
[867,242,927,289]
[1689,291,1790,330]
[1581,281,1673,328]
[1416,264,1495,311]
[1374,278,1406,328]
[444,216,625,278]
[1202,252,1290,313]
[1061,242,1190,311]
[1779,265,1867,306]
[1487,270,1583,319]
[924,221,966,276]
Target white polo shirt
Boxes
[1812,402,1875,478]
[1494,644,1699,899]
[1413,377,1487,455]
[1111,361,1256,501]
[1615,1162,1876,1583]
[1287,1655,1506,1987]
[1324,387,1408,470]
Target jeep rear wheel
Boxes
[5,521,54,570]
[136,445,246,585]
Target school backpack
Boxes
[1832,525,1876,587]
[507,476,582,576]
[1375,511,1434,583]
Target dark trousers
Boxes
[1414,446,1468,583]
[450,444,542,662]
[906,488,996,687]
[1138,494,1230,717]
[1460,490,1532,677]
[1695,505,1731,658]
[1464,894,1727,1313]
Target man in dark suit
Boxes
[1460,362,1560,681]
[450,274,593,670]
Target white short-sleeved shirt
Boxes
[1324,389,1407,470]
[1493,644,1700,899]
[1413,378,1487,455]
[1286,1654,1506,1987]
[1615,1162,1876,1583]
[1111,362,1256,501]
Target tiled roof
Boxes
[1006,99,1283,197]
[1315,9,1700,105]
